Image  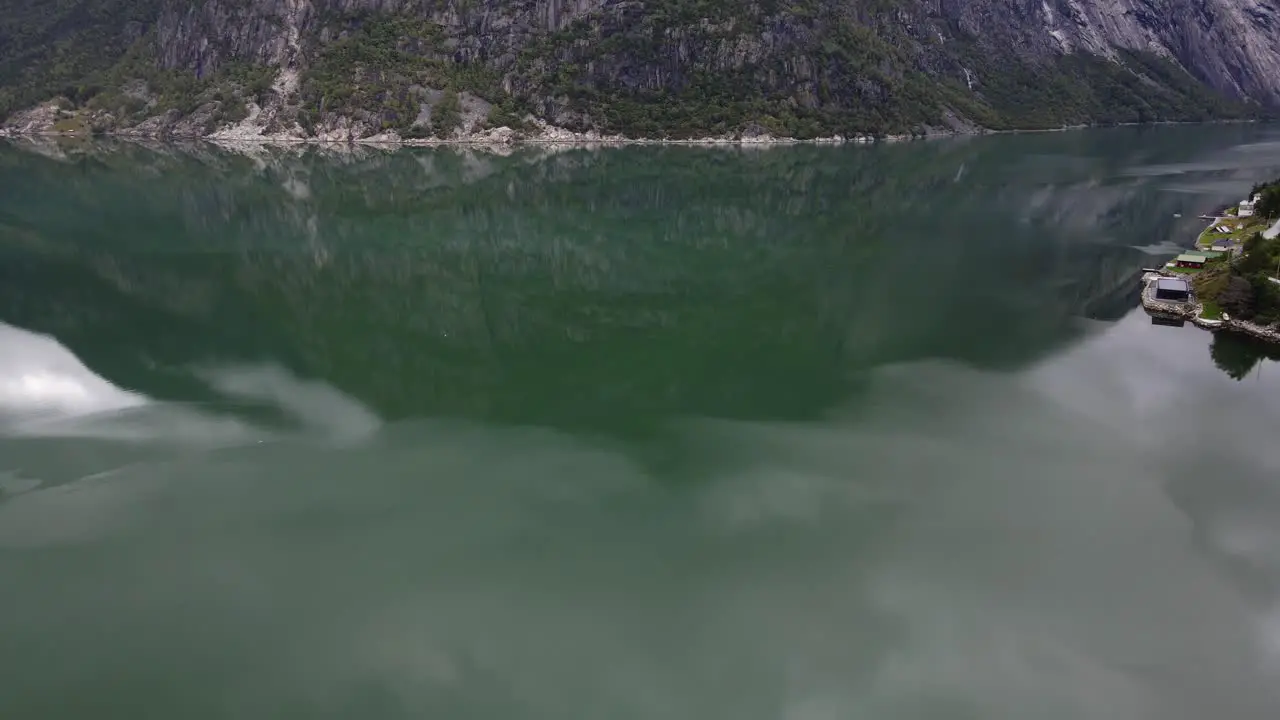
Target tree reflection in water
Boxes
[1210,331,1280,381]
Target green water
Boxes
[3,127,1280,718]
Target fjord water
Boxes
[4,127,1280,719]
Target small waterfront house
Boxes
[1211,240,1234,253]
[1240,199,1256,217]
[1154,277,1191,301]
[1175,253,1206,269]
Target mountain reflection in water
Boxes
[0,130,1247,425]
[2,127,1280,719]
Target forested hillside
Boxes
[1,0,1277,139]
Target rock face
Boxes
[0,103,65,136]
[1,0,1278,138]
[1061,0,1280,106]
[150,0,1280,100]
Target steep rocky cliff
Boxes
[1,0,1277,139]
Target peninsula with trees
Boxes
[1142,176,1280,342]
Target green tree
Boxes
[1238,233,1273,276]
[1217,274,1256,318]
[1256,185,1280,220]
[1249,273,1280,324]
[433,89,461,137]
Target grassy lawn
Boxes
[1200,300,1223,320]
[52,115,89,133]
[1167,265,1201,274]
[1197,218,1270,247]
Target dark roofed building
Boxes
[1154,277,1191,302]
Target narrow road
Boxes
[1265,217,1280,240]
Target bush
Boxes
[296,108,316,133]
[484,98,530,131]
[1218,275,1256,318]
[432,89,461,137]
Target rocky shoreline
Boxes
[0,100,911,148]
[0,127,896,148]
[3,94,1261,149]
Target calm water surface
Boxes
[4,127,1280,718]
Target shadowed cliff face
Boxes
[3,126,1279,431]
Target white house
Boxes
[1240,198,1256,217]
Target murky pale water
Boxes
[4,127,1280,719]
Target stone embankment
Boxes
[1221,316,1280,343]
[1140,272,1280,340]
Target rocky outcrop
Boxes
[0,103,65,136]
[1042,0,1280,106]
[156,0,312,77]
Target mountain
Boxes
[1,0,1278,140]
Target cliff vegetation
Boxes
[0,0,1275,139]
